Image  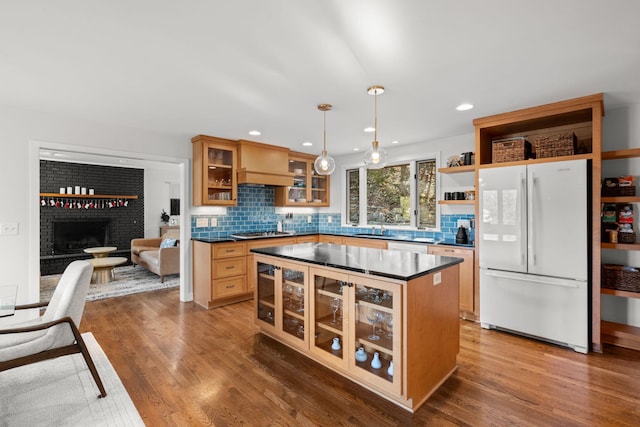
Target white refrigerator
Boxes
[479,159,589,353]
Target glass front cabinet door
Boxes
[309,268,402,395]
[191,135,238,206]
[255,256,308,351]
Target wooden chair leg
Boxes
[161,275,164,283]
[70,323,107,398]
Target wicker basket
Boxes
[492,137,531,163]
[602,177,636,197]
[619,231,637,244]
[534,133,576,159]
[601,264,640,293]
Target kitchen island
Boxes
[251,242,462,412]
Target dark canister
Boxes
[455,226,468,244]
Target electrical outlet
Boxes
[307,215,312,223]
[210,217,218,227]
[457,219,470,229]
[327,215,332,223]
[433,272,442,285]
[196,217,209,228]
[0,223,18,236]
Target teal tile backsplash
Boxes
[191,185,473,242]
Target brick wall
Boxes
[40,160,144,274]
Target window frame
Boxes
[341,152,441,231]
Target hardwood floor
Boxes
[81,288,640,426]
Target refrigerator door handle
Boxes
[484,270,580,288]
[520,174,527,266]
[529,174,536,266]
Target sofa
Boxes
[131,230,180,282]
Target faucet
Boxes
[379,211,386,235]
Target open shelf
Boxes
[438,165,475,174]
[601,320,640,351]
[40,193,138,199]
[437,200,474,205]
[602,149,640,160]
[602,288,640,300]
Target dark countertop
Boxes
[192,232,475,248]
[250,242,463,281]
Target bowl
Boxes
[293,168,303,174]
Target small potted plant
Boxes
[160,209,170,225]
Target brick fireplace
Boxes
[40,160,144,275]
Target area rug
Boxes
[0,332,144,426]
[40,265,179,302]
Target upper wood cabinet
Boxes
[237,140,294,186]
[275,151,330,207]
[473,93,603,167]
[192,135,238,206]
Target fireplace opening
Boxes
[53,219,110,255]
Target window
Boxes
[345,157,438,229]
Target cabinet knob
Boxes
[347,282,353,287]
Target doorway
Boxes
[29,140,192,302]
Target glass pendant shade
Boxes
[314,150,336,175]
[363,140,388,169]
[314,103,335,175]
[364,85,388,169]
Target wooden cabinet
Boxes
[473,93,604,351]
[308,267,402,395]
[600,148,640,351]
[159,225,179,236]
[192,135,238,206]
[318,235,388,249]
[255,257,309,351]
[253,253,460,411]
[429,245,475,317]
[192,240,250,309]
[275,152,330,206]
[246,237,297,293]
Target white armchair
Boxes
[0,260,106,398]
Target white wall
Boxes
[602,103,640,327]
[144,166,181,238]
[0,104,191,319]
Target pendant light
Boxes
[314,103,336,175]
[363,85,388,169]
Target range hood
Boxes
[237,139,294,186]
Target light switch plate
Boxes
[307,215,312,223]
[0,223,18,235]
[210,217,218,227]
[327,216,332,223]
[433,272,442,285]
[196,217,209,228]
[457,219,470,229]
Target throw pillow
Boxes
[160,238,177,248]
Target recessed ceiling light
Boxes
[302,141,313,147]
[391,140,399,144]
[364,127,375,133]
[456,103,474,111]
[353,148,360,151]
[249,130,261,136]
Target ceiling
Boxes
[3,1,640,158]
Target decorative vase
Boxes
[331,337,341,351]
[387,360,394,376]
[371,351,382,369]
[355,347,367,362]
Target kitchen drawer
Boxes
[213,256,246,279]
[213,242,246,259]
[212,275,246,299]
[296,235,319,244]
